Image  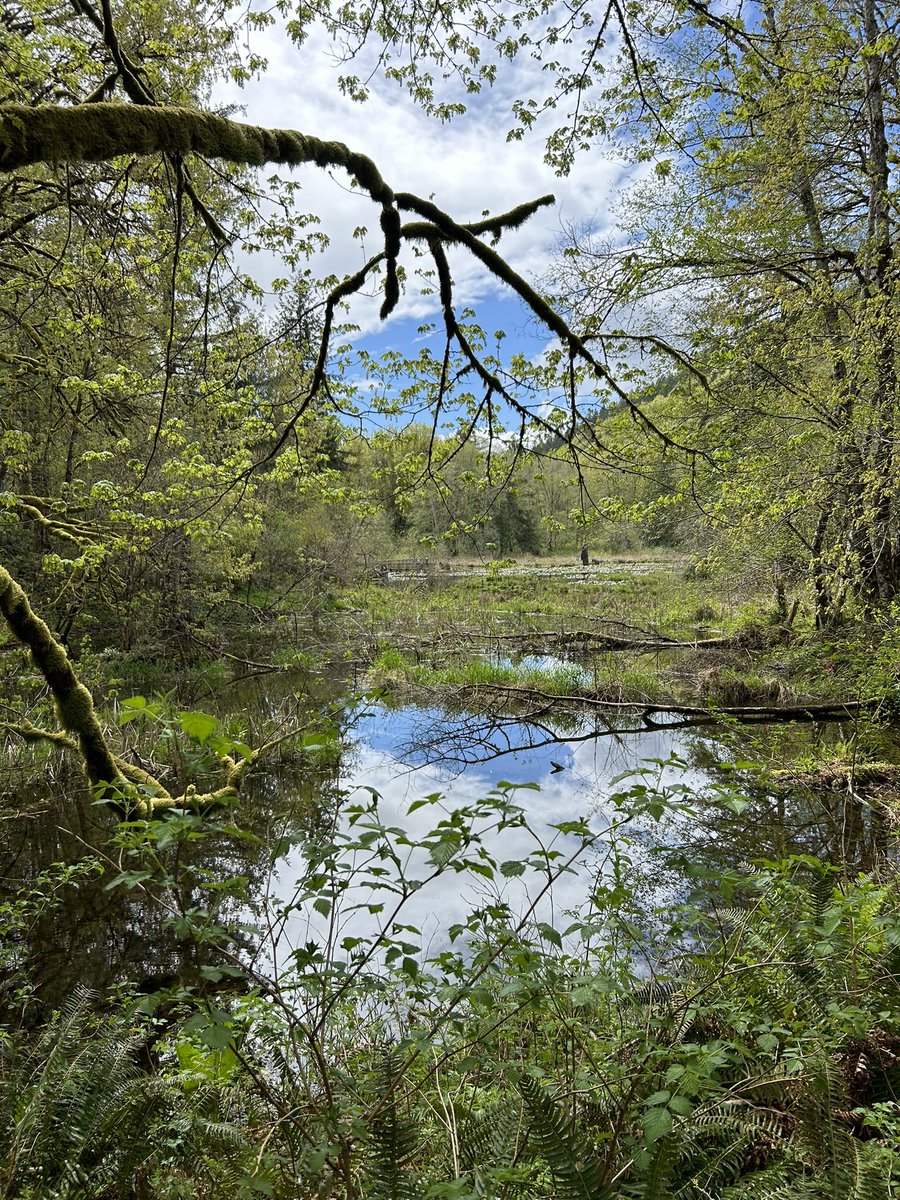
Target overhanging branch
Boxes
[0,102,405,319]
[0,563,259,816]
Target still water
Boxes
[263,701,712,966]
[0,672,880,1007]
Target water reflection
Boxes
[2,689,895,1012]
[264,704,711,962]
[356,702,705,781]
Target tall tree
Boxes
[550,0,900,620]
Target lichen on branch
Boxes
[0,102,389,185]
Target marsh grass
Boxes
[695,665,790,706]
[344,561,759,645]
[407,658,589,694]
[368,647,670,705]
[346,557,831,730]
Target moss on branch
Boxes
[1,719,78,749]
[0,564,121,788]
[0,101,403,311]
[0,104,390,192]
[0,564,254,817]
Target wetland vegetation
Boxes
[4,0,900,1196]
[4,556,900,1197]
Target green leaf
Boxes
[105,870,154,890]
[179,711,219,743]
[428,837,460,868]
[237,1174,273,1195]
[642,1106,673,1144]
[570,986,595,1006]
[187,1012,234,1050]
[199,965,245,982]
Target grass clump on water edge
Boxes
[369,650,589,694]
[368,649,668,703]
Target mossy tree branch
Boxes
[13,497,102,547]
[0,563,257,816]
[0,564,121,788]
[0,101,697,473]
[0,103,405,319]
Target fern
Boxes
[0,987,163,1197]
[672,1106,787,1200]
[461,1098,524,1165]
[519,1075,610,1200]
[461,1099,528,1197]
[363,1048,421,1200]
[642,1134,678,1200]
[0,986,257,1199]
[719,1162,816,1199]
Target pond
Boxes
[0,663,889,1010]
[262,701,711,967]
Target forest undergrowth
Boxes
[2,762,900,1198]
[2,567,900,1197]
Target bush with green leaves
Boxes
[3,771,899,1198]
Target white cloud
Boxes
[217,21,636,336]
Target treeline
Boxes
[8,0,900,657]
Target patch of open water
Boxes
[0,657,884,1005]
[263,702,710,964]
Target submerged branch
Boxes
[439,681,881,727]
[773,761,900,793]
[452,628,737,652]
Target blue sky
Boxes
[219,20,640,376]
[352,294,552,382]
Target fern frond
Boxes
[718,1160,813,1199]
[461,1098,524,1170]
[672,1106,781,1200]
[642,1134,678,1200]
[0,986,256,1198]
[363,1048,421,1200]
[519,1075,609,1200]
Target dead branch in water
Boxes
[469,630,735,651]
[442,682,880,728]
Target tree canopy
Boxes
[3,0,900,800]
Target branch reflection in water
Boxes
[262,703,707,972]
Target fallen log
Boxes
[448,681,882,727]
[464,630,735,651]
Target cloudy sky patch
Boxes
[218,18,636,363]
